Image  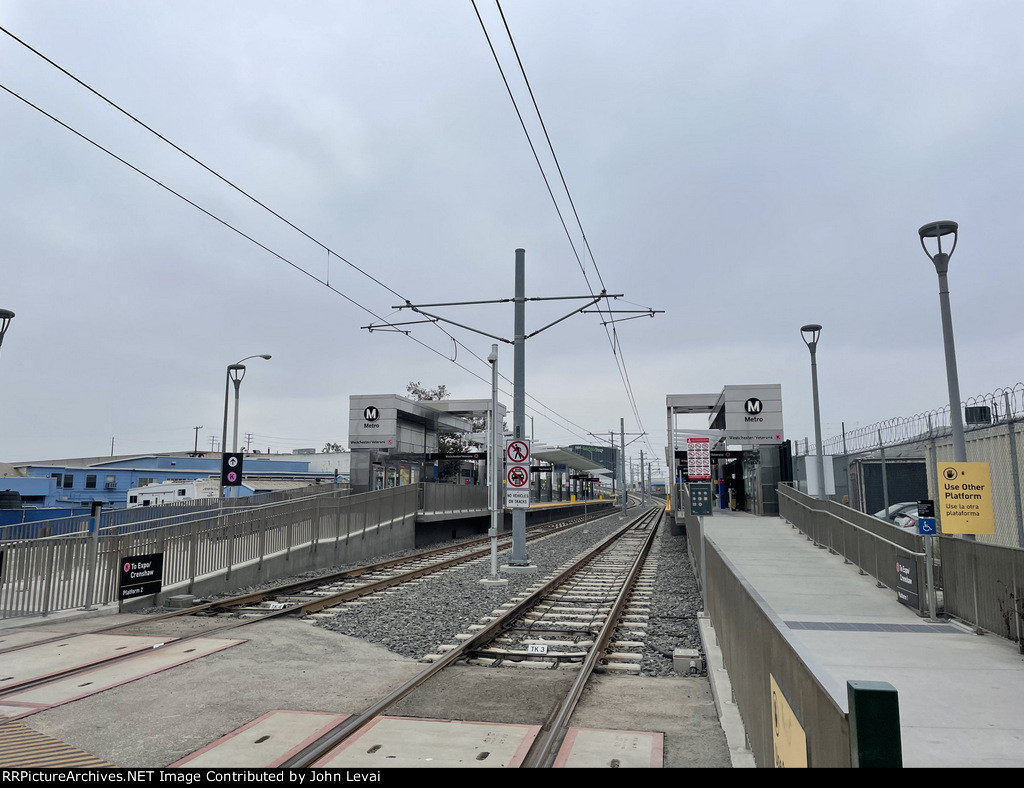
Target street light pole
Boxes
[218,354,271,500]
[919,220,966,463]
[0,309,15,357]
[801,324,827,500]
[481,344,507,586]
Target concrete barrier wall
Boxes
[0,486,420,618]
[697,531,851,766]
[150,487,420,606]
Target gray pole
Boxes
[0,309,14,357]
[935,259,967,461]
[1004,392,1024,547]
[620,418,627,515]
[482,344,507,585]
[801,325,827,500]
[218,368,232,501]
[919,222,966,462]
[509,249,530,566]
[640,449,646,506]
[879,429,890,517]
[232,377,242,453]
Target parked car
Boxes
[873,502,919,523]
[893,511,920,530]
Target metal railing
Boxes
[779,484,1024,645]
[778,484,932,616]
[0,485,412,619]
[939,535,1024,644]
[0,482,351,544]
[419,482,488,515]
[690,505,851,767]
[797,382,1024,549]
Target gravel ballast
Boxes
[311,509,705,677]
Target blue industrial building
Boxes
[1,452,337,513]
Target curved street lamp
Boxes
[801,324,827,500]
[0,309,15,356]
[919,220,966,463]
[219,354,271,499]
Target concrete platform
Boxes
[2,637,244,721]
[554,727,663,768]
[315,715,540,768]
[702,508,1024,768]
[178,711,665,769]
[172,711,351,768]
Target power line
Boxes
[474,2,657,458]
[0,27,621,449]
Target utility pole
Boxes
[193,426,203,454]
[621,418,627,515]
[640,449,645,506]
[590,425,645,516]
[375,248,621,572]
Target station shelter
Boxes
[347,394,612,500]
[529,444,608,502]
[348,394,501,493]
[666,384,790,523]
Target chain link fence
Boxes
[793,382,1024,548]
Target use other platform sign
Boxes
[937,462,994,535]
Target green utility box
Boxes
[848,680,902,768]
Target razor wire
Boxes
[809,382,1024,455]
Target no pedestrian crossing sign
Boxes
[506,439,530,464]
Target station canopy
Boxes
[531,443,607,472]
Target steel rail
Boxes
[280,507,653,768]
[521,506,662,767]
[0,511,617,697]
[0,510,600,658]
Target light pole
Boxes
[919,220,966,463]
[801,324,827,500]
[218,354,271,499]
[0,309,15,356]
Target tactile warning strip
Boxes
[785,621,960,633]
[0,721,112,768]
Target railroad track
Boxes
[0,508,619,698]
[280,504,662,768]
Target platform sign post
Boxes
[917,500,939,620]
[686,438,712,480]
[119,552,164,606]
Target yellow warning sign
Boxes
[937,462,994,535]
[771,674,807,768]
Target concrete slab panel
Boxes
[172,711,351,768]
[314,716,540,768]
[0,630,63,651]
[0,634,171,689]
[2,638,244,714]
[554,727,663,768]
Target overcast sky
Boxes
[2,1,1022,475]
